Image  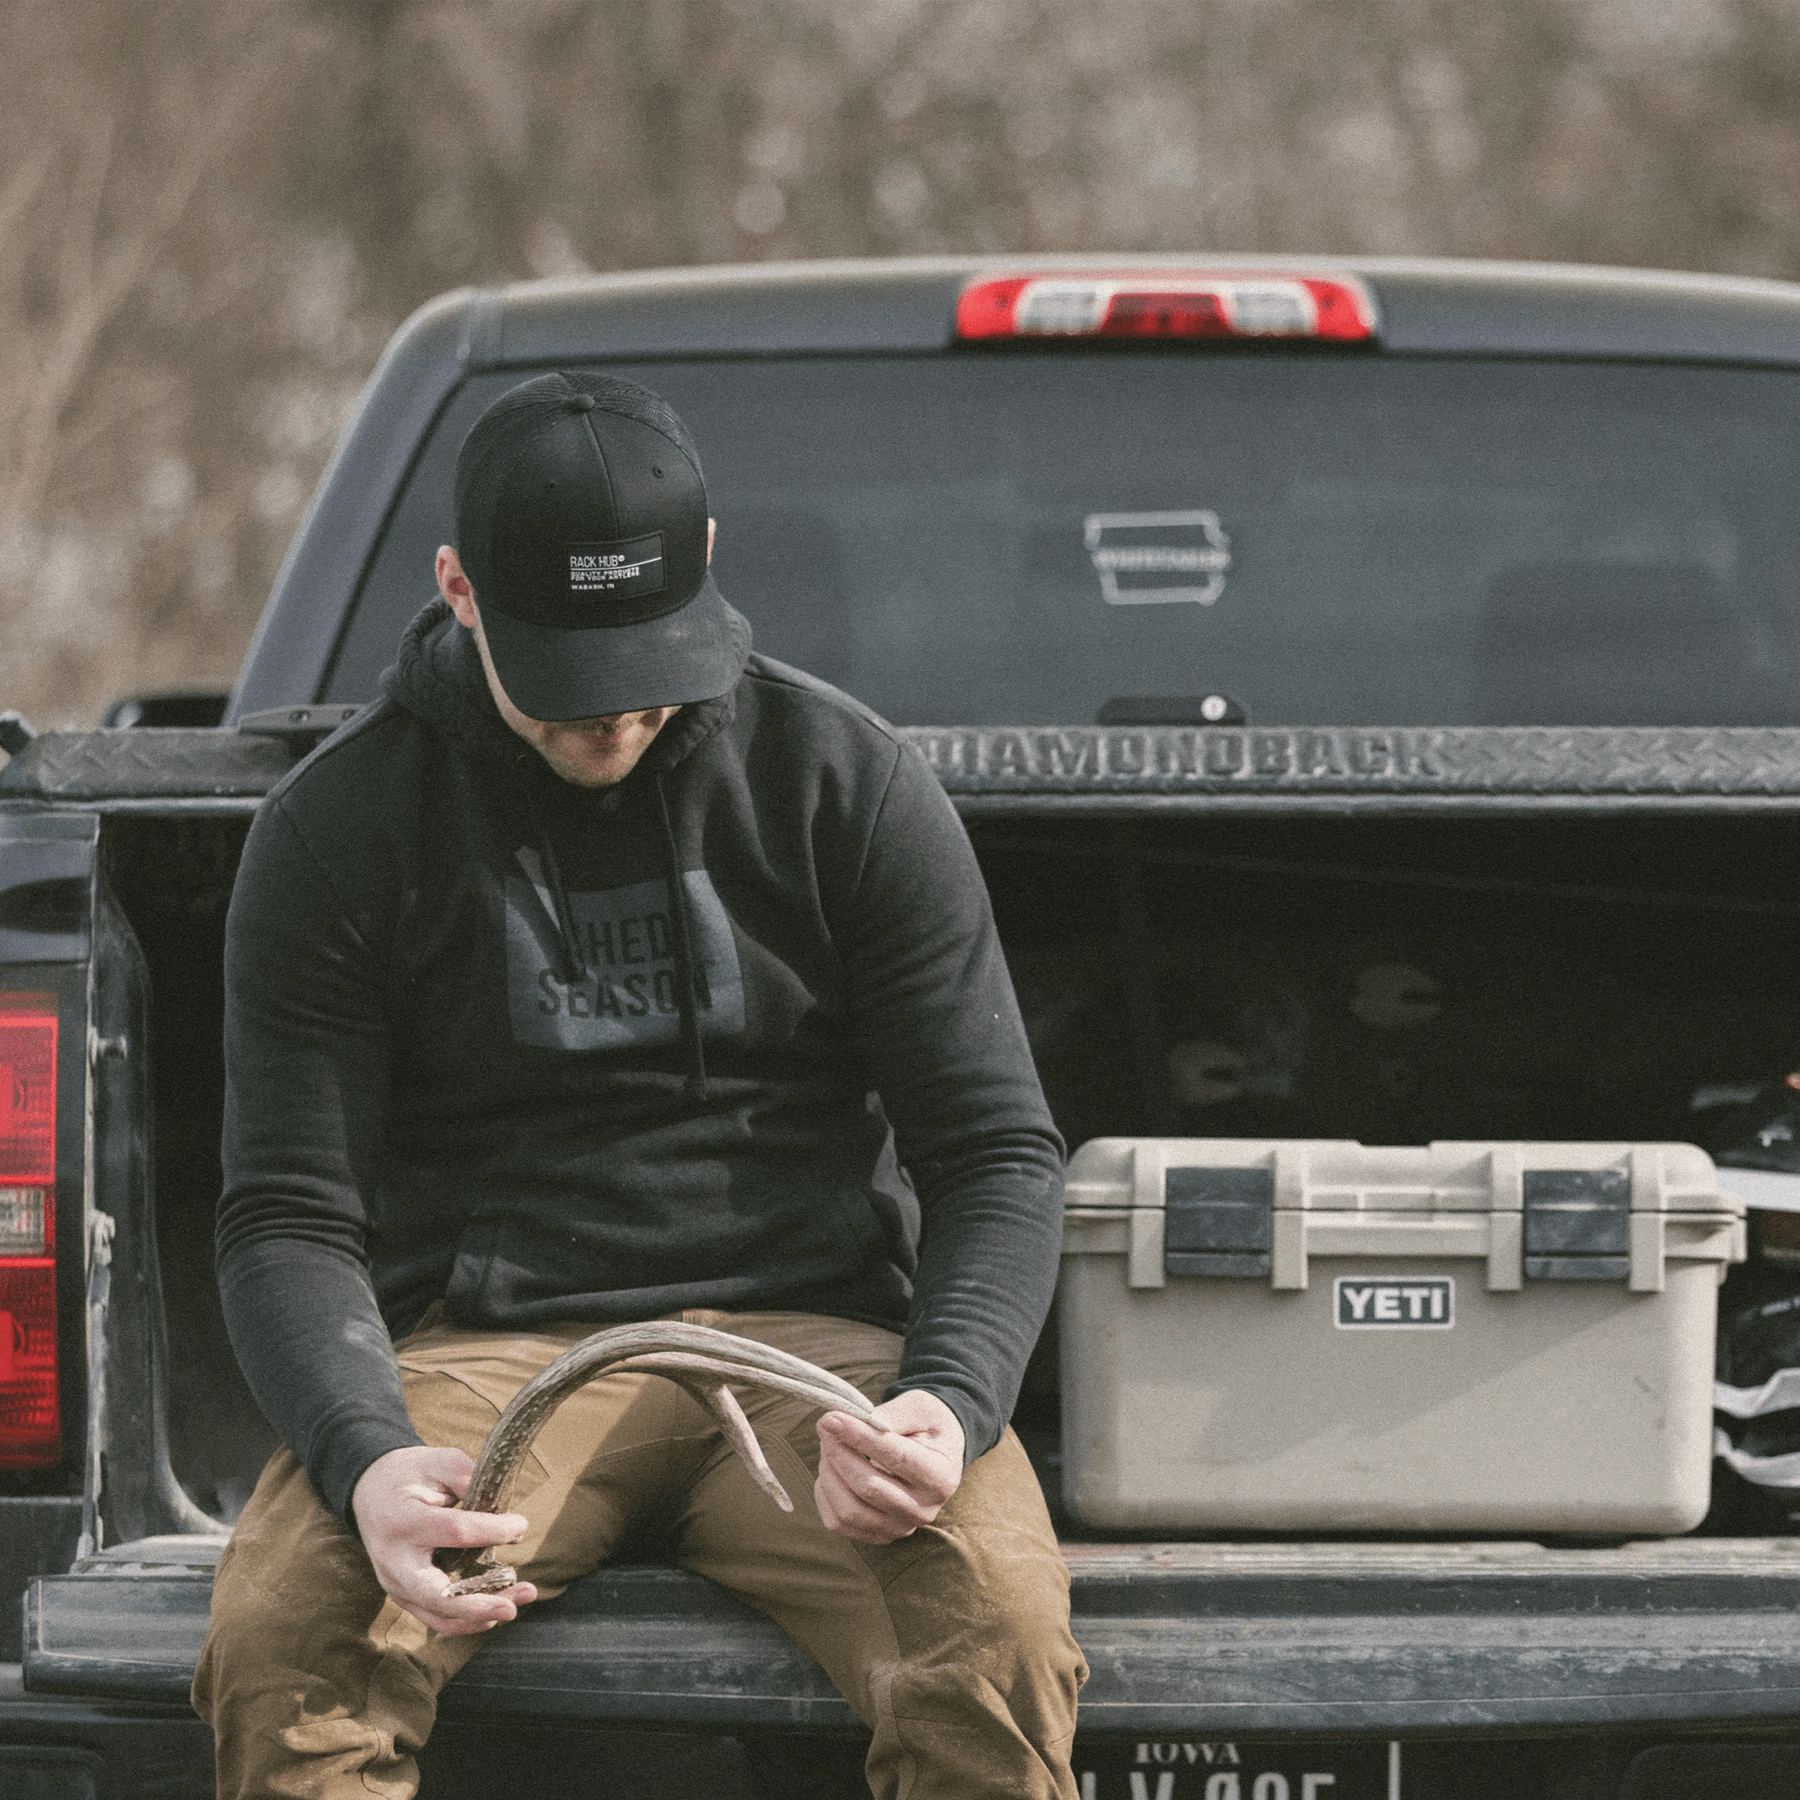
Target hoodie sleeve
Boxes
[837,740,1066,1463]
[215,791,424,1520]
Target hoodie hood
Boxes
[381,597,753,1096]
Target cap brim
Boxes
[479,573,744,720]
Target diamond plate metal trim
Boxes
[899,726,1800,795]
[0,730,294,800]
[8,725,1800,803]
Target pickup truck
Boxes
[6,254,1800,1800]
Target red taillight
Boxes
[956,272,1378,342]
[0,994,59,1469]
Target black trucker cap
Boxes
[453,371,740,720]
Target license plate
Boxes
[1074,1739,1398,1800]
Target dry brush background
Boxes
[3,0,1799,724]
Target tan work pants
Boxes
[192,1309,1085,1799]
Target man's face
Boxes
[486,679,677,790]
[435,546,678,789]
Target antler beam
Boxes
[439,1320,889,1595]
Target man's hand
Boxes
[351,1445,537,1636]
[815,1389,966,1544]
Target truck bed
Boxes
[10,723,1800,1797]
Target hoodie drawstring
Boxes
[532,830,588,986]
[654,772,710,1101]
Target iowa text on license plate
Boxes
[1075,1740,1397,1800]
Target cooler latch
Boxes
[1523,1169,1630,1280]
[1164,1167,1273,1278]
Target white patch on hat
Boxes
[567,531,666,601]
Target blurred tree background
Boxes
[2,0,1797,723]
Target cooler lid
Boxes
[1062,1138,1745,1292]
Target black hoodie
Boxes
[216,602,1066,1520]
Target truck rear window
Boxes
[326,352,1800,728]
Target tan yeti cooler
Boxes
[1058,1139,1745,1533]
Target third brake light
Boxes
[956,272,1377,342]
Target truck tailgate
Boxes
[25,1538,1800,1735]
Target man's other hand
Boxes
[815,1389,966,1544]
[350,1445,537,1636]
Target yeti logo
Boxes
[1334,1276,1454,1330]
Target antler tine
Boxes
[626,1365,795,1510]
